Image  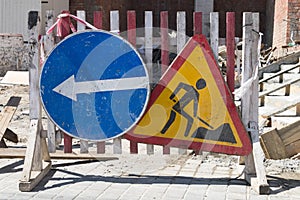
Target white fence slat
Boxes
[176,11,187,155]
[110,10,120,33]
[76,10,89,154]
[47,120,56,153]
[77,10,86,31]
[145,11,154,155]
[110,10,122,154]
[210,12,219,59]
[176,11,186,54]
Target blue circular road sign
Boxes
[40,30,150,141]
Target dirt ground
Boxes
[0,83,299,180]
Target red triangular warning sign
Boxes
[125,35,252,156]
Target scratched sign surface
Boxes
[40,30,150,141]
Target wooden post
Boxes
[226,12,235,97]
[93,11,106,154]
[43,10,57,153]
[241,12,269,194]
[110,10,122,154]
[19,11,51,192]
[145,11,154,155]
[210,12,219,59]
[127,10,138,154]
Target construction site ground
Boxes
[0,80,299,199]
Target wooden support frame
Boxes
[241,12,269,194]
[19,11,52,192]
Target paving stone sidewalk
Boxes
[0,153,299,200]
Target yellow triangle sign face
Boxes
[126,35,252,155]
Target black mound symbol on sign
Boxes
[191,123,237,143]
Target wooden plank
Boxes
[19,161,51,192]
[260,129,287,159]
[177,11,186,54]
[226,12,235,96]
[127,10,136,46]
[285,140,300,158]
[44,10,57,154]
[0,148,119,160]
[261,98,300,118]
[20,120,41,182]
[193,12,202,35]
[110,10,122,154]
[145,11,154,155]
[77,10,86,31]
[277,120,300,146]
[93,11,103,29]
[44,10,56,153]
[0,96,21,141]
[161,11,169,75]
[177,11,187,155]
[47,119,56,153]
[241,12,269,194]
[77,10,89,154]
[93,11,105,154]
[58,10,73,154]
[192,12,202,155]
[210,12,219,59]
[127,10,138,154]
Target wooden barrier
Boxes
[15,9,269,193]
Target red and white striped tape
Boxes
[46,13,98,36]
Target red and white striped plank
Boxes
[226,12,236,97]
[127,10,139,154]
[160,11,171,155]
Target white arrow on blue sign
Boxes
[40,30,150,141]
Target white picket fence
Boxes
[42,10,221,155]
